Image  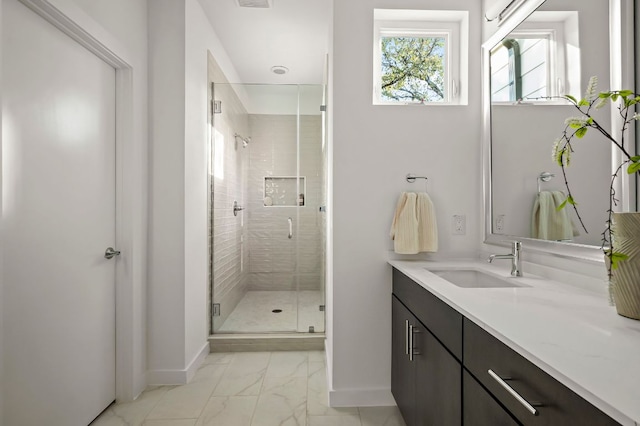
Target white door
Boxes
[2,0,117,424]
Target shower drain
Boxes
[272,309,282,313]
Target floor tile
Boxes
[308,351,325,364]
[202,352,235,365]
[307,362,358,417]
[358,406,406,426]
[146,364,227,420]
[217,291,325,333]
[307,415,362,426]
[195,396,258,426]
[252,377,307,426]
[212,352,271,396]
[266,351,308,378]
[143,420,197,426]
[91,386,170,426]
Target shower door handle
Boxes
[288,217,293,239]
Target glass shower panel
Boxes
[296,85,325,333]
[210,83,326,334]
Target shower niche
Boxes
[209,82,327,336]
[264,176,306,207]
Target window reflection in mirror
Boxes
[490,11,581,103]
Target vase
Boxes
[611,212,640,320]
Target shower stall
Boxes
[208,83,327,337]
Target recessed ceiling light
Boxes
[271,66,289,75]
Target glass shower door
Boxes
[209,83,326,334]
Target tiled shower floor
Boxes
[217,291,325,333]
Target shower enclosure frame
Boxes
[208,81,327,336]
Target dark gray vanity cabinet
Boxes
[392,268,622,426]
[464,319,620,426]
[463,370,519,426]
[392,269,462,426]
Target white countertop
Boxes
[389,260,640,426]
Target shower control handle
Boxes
[288,217,293,239]
[233,201,244,217]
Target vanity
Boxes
[390,260,640,426]
[389,0,640,423]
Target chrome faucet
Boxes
[488,241,522,277]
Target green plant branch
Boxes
[549,78,640,277]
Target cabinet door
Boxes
[392,296,415,426]
[414,323,462,426]
[463,370,519,426]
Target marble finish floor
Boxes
[91,350,405,426]
[217,291,325,333]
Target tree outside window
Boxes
[380,36,446,103]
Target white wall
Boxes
[148,0,188,381]
[329,0,482,406]
[147,0,244,383]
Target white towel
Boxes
[390,192,438,254]
[531,190,578,241]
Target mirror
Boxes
[483,0,637,260]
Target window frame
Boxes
[372,10,468,106]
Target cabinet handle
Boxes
[409,324,414,361]
[488,369,539,416]
[410,326,421,361]
[405,320,410,355]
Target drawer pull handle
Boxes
[409,325,421,361]
[488,369,539,416]
[409,324,414,361]
[405,320,410,355]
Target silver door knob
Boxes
[104,247,121,259]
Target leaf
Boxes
[619,90,634,97]
[610,252,630,270]
[575,127,587,138]
[556,199,568,211]
[567,195,576,205]
[598,92,612,99]
[565,94,578,104]
[578,99,589,107]
[611,94,619,102]
[628,161,640,174]
[631,156,640,161]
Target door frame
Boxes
[11,0,145,402]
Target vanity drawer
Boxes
[392,268,462,360]
[463,318,620,425]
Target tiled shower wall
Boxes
[247,114,323,291]
[210,78,251,333]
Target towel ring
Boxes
[406,174,428,183]
[537,171,555,193]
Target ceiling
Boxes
[198,0,331,85]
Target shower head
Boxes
[234,133,251,148]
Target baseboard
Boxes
[328,387,397,408]
[146,342,209,385]
[185,342,210,382]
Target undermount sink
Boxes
[429,269,530,289]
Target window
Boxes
[373,9,469,105]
